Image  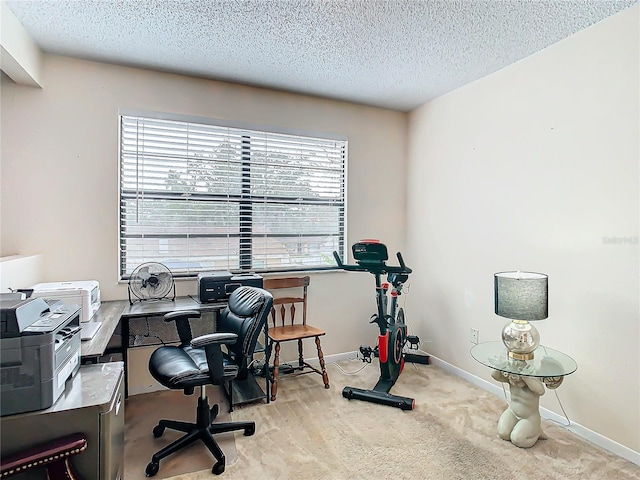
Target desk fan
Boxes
[128,262,176,305]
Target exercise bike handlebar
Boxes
[332,251,412,275]
[395,252,412,274]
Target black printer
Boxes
[197,271,263,303]
[0,297,82,416]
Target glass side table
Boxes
[471,341,577,448]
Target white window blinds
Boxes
[119,113,347,278]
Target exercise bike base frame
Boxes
[342,386,414,411]
[342,352,430,410]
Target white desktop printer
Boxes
[31,280,101,323]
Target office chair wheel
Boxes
[152,425,165,438]
[212,460,225,475]
[145,461,160,477]
[244,424,256,436]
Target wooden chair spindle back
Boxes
[265,276,309,329]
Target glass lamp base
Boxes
[502,320,540,360]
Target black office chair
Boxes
[145,286,273,477]
[216,285,271,410]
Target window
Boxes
[119,111,347,279]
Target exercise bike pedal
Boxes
[359,345,374,363]
[406,335,420,349]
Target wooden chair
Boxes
[263,276,330,401]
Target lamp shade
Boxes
[494,271,548,321]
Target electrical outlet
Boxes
[470,328,479,344]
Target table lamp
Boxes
[495,271,548,360]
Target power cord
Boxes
[549,389,572,427]
[398,283,432,349]
[331,359,370,376]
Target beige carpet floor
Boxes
[125,388,238,479]
[127,359,640,480]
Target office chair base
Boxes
[145,395,255,477]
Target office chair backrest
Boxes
[217,286,273,372]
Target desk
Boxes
[121,296,226,318]
[471,341,577,448]
[80,300,128,361]
[80,297,269,408]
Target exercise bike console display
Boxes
[352,240,388,264]
[333,240,430,410]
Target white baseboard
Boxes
[428,355,640,467]
[320,351,360,364]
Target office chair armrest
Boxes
[191,332,238,349]
[191,333,239,384]
[164,310,201,322]
[164,310,201,346]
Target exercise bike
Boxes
[333,240,430,410]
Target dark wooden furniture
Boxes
[0,433,87,479]
[264,276,330,401]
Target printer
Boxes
[31,280,101,323]
[0,297,82,416]
[197,272,263,303]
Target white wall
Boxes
[0,54,407,362]
[406,6,639,452]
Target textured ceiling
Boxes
[5,0,637,111]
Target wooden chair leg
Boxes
[271,342,280,401]
[315,336,330,389]
[297,339,304,368]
